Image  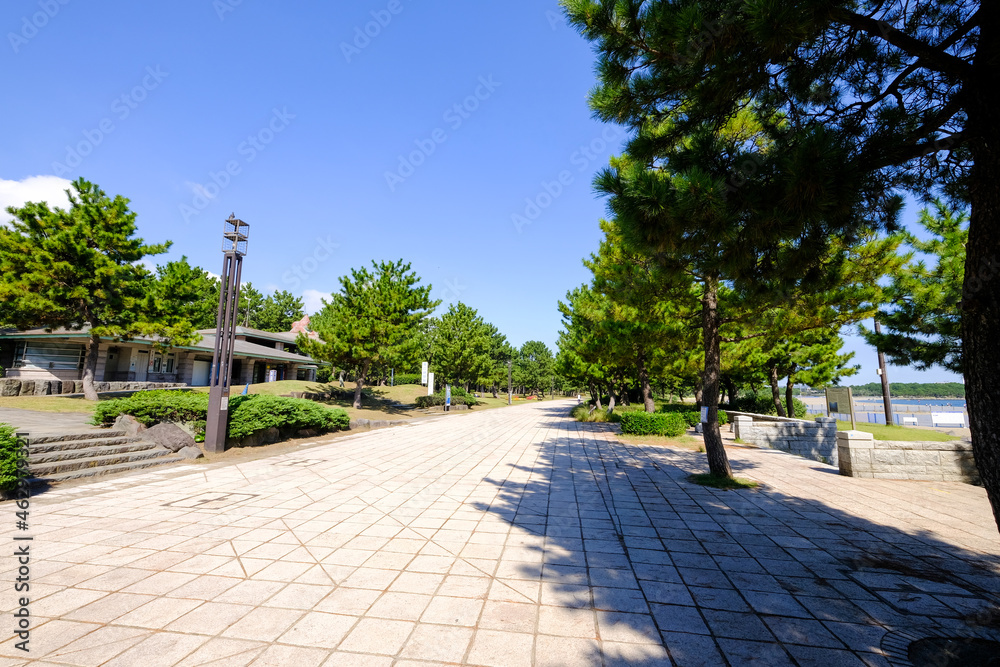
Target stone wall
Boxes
[837,430,979,483]
[0,378,184,397]
[730,413,839,465]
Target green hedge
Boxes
[0,424,26,493]
[620,412,687,436]
[225,395,349,439]
[393,373,422,385]
[92,390,349,440]
[414,392,479,408]
[93,390,208,427]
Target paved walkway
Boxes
[2,401,998,666]
[0,407,100,436]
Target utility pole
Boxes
[507,359,512,406]
[874,319,893,425]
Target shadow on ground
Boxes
[472,405,1000,666]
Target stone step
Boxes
[27,430,128,445]
[28,441,162,465]
[29,447,177,477]
[28,436,141,455]
[28,455,185,485]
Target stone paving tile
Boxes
[6,400,1000,665]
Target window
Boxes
[165,354,175,373]
[13,341,85,370]
[152,354,162,373]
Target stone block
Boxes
[0,379,21,397]
[73,381,84,393]
[61,381,75,394]
[873,450,906,466]
[19,380,35,395]
[34,380,51,396]
[904,450,940,466]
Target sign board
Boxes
[267,369,277,383]
[427,373,435,396]
[825,386,855,430]
[221,396,229,411]
[421,361,428,385]
[445,385,451,407]
[700,406,709,424]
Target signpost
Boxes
[445,384,451,412]
[507,359,512,406]
[427,372,435,396]
[825,386,856,430]
[205,214,249,454]
[421,361,428,385]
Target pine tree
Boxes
[861,201,966,374]
[432,302,493,390]
[257,290,306,333]
[563,0,1000,530]
[298,260,438,409]
[0,178,196,400]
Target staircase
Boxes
[26,430,184,484]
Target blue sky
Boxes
[1,0,961,385]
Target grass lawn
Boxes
[836,421,959,442]
[0,395,98,414]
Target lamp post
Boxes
[507,359,512,406]
[874,318,893,425]
[205,214,249,453]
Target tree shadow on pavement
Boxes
[471,408,1000,666]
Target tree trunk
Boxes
[694,378,703,408]
[353,361,370,409]
[964,10,1000,532]
[82,332,101,401]
[637,348,655,413]
[606,376,617,413]
[338,370,345,387]
[768,364,786,417]
[723,375,738,410]
[785,366,797,419]
[589,382,602,410]
[701,277,732,477]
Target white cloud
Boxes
[302,289,332,314]
[0,175,73,225]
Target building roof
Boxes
[196,326,302,345]
[0,327,318,365]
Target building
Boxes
[0,324,322,388]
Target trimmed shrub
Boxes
[92,390,349,440]
[620,412,687,437]
[226,395,349,440]
[315,367,332,383]
[92,390,208,427]
[414,392,479,408]
[393,373,422,385]
[0,424,26,493]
